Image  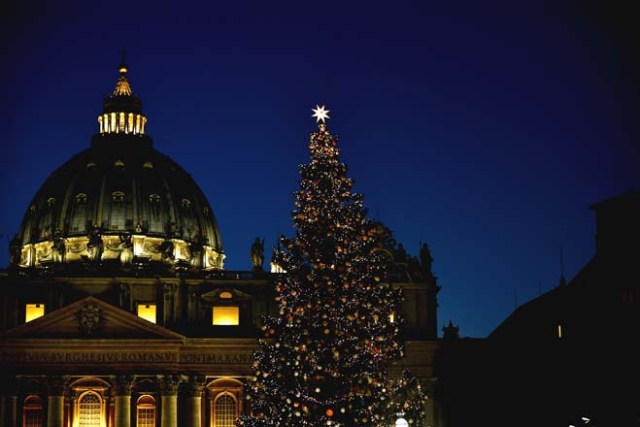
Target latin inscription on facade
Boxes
[0,351,251,365]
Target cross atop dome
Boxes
[113,49,133,96]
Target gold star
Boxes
[311,105,330,123]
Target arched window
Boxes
[23,396,43,427]
[78,392,102,427]
[213,393,237,427]
[136,395,156,427]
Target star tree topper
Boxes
[311,104,330,123]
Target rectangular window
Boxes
[212,306,239,326]
[556,323,563,339]
[137,304,157,324]
[25,304,45,322]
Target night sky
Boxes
[2,1,638,338]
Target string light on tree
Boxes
[238,105,426,427]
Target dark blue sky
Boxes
[2,1,638,337]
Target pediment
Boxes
[5,296,185,340]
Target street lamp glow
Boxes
[396,417,409,427]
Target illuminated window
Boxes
[136,395,156,427]
[389,312,396,323]
[78,392,101,427]
[213,394,237,427]
[137,304,157,324]
[23,395,43,427]
[148,194,161,204]
[556,323,563,339]
[143,161,153,169]
[219,291,233,299]
[114,159,125,169]
[25,304,45,322]
[213,306,239,326]
[119,112,125,132]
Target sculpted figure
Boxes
[250,237,265,270]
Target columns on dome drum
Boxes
[47,376,68,427]
[113,375,134,427]
[185,375,205,427]
[159,375,180,427]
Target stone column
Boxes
[1,395,17,427]
[185,376,205,427]
[0,376,18,427]
[159,375,180,427]
[47,376,68,427]
[113,375,134,427]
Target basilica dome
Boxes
[12,61,224,273]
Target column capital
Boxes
[47,375,70,396]
[159,374,181,396]
[113,374,134,396]
[184,375,206,397]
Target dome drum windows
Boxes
[105,190,133,231]
[68,193,90,234]
[144,193,164,234]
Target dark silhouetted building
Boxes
[437,191,640,427]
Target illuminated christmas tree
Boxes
[239,106,424,426]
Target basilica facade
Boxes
[0,61,441,427]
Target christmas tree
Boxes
[239,106,424,426]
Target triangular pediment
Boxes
[5,296,185,340]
